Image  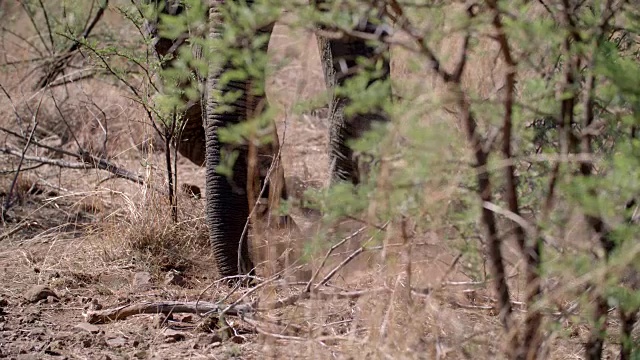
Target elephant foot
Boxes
[219,275,257,288]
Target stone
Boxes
[163,271,186,287]
[163,328,186,343]
[133,350,148,359]
[106,336,127,348]
[75,322,101,334]
[24,285,58,304]
[194,333,222,349]
[230,335,246,344]
[132,272,152,289]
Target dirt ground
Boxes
[0,23,499,357]
[1,2,631,359]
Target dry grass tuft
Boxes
[101,187,215,280]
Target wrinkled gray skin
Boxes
[144,0,391,278]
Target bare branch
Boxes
[0,146,145,185]
[35,0,110,89]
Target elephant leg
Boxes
[205,7,283,277]
[315,9,392,185]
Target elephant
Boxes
[142,0,391,279]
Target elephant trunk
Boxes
[204,4,254,278]
[205,5,276,278]
[205,81,255,277]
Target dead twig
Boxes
[2,95,42,218]
[304,226,367,292]
[313,222,389,291]
[260,288,388,311]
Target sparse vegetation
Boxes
[1,0,639,359]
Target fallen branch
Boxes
[86,287,387,324]
[0,146,145,185]
[83,301,254,324]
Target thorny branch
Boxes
[34,0,110,89]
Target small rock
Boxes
[133,350,147,359]
[46,296,58,303]
[24,285,58,304]
[106,336,127,348]
[230,335,246,344]
[163,328,186,343]
[45,340,64,355]
[132,272,152,289]
[89,299,102,311]
[0,299,7,316]
[193,333,222,349]
[76,322,100,334]
[163,271,186,287]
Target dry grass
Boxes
[1,2,638,359]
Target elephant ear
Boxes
[141,0,208,167]
[316,22,392,185]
